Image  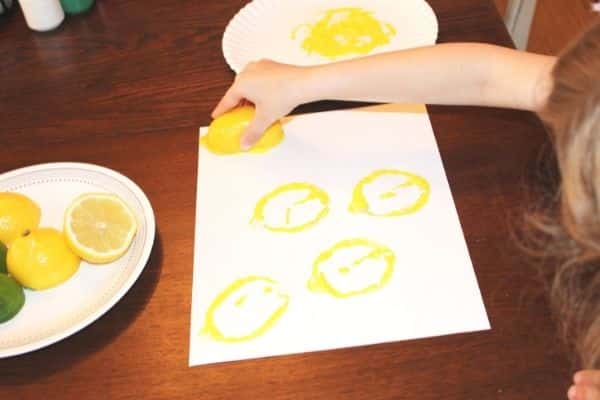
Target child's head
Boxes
[536,19,600,369]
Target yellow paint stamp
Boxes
[201,276,289,342]
[252,182,330,233]
[308,238,396,298]
[350,169,430,217]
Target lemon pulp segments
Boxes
[64,193,137,263]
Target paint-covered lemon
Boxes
[349,169,430,217]
[252,182,329,233]
[202,106,284,155]
[7,228,80,290]
[308,238,395,298]
[0,192,41,246]
[202,276,289,342]
[293,7,396,60]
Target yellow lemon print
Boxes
[201,106,284,155]
[202,276,289,342]
[292,7,396,60]
[252,183,329,233]
[349,169,430,217]
[308,238,395,298]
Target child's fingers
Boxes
[240,109,273,150]
[575,371,600,386]
[211,88,243,118]
[569,384,600,400]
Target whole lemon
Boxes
[202,106,284,155]
[7,228,80,290]
[0,192,41,246]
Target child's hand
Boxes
[568,371,600,400]
[211,60,310,150]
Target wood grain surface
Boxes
[0,1,571,399]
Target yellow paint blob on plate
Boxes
[201,106,284,155]
[252,182,329,233]
[308,238,395,298]
[349,169,430,217]
[201,276,289,342]
[292,7,396,60]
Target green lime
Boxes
[0,274,25,323]
[0,242,7,274]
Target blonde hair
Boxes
[531,19,600,369]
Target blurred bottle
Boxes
[19,0,64,31]
[59,0,94,14]
[0,0,15,16]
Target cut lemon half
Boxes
[64,193,137,264]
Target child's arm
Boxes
[212,43,556,148]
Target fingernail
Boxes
[240,140,251,151]
[568,385,577,400]
[574,371,583,384]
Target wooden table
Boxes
[0,1,571,399]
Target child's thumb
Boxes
[241,112,272,150]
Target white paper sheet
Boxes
[189,105,490,366]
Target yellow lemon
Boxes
[349,169,430,217]
[7,228,80,290]
[202,106,284,155]
[0,192,41,246]
[308,238,395,298]
[293,7,396,60]
[252,182,329,233]
[64,193,137,264]
[202,276,289,342]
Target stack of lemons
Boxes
[0,191,137,324]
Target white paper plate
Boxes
[0,163,155,358]
[223,0,438,73]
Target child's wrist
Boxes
[297,66,326,104]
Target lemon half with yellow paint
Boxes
[0,192,41,246]
[293,7,396,60]
[252,182,329,233]
[350,169,430,217]
[308,238,395,298]
[202,276,289,342]
[7,228,80,290]
[202,106,284,155]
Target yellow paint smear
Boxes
[202,276,289,342]
[292,7,396,60]
[308,238,396,298]
[252,182,330,233]
[349,169,430,217]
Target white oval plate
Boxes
[0,163,155,358]
[223,0,439,73]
